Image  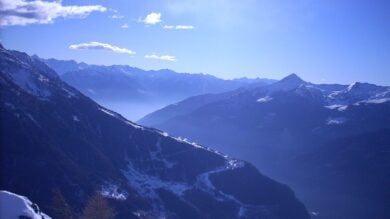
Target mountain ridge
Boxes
[41,57,275,120]
[139,73,390,219]
[0,44,309,218]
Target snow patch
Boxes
[238,207,247,217]
[38,74,50,83]
[26,113,40,127]
[160,131,169,137]
[326,117,346,125]
[355,98,390,105]
[195,161,266,217]
[0,190,51,219]
[8,69,51,99]
[256,96,273,103]
[150,138,175,168]
[327,90,344,99]
[311,211,320,216]
[72,115,80,122]
[101,184,128,200]
[62,88,77,98]
[122,162,190,199]
[227,159,245,169]
[324,104,348,111]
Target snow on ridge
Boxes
[256,96,273,103]
[173,136,204,149]
[347,82,358,91]
[99,107,145,130]
[99,107,118,117]
[160,131,169,137]
[227,159,245,169]
[0,190,51,219]
[124,120,144,129]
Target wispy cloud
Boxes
[121,24,129,28]
[145,54,176,61]
[0,0,106,26]
[176,25,195,29]
[111,14,124,19]
[69,42,135,55]
[139,12,161,25]
[163,25,194,30]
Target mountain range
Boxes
[42,58,274,120]
[0,45,309,218]
[139,73,390,219]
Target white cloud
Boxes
[139,12,161,25]
[163,25,175,29]
[0,0,106,26]
[121,23,129,28]
[145,54,176,62]
[111,14,124,19]
[69,42,135,55]
[163,25,194,30]
[175,25,194,29]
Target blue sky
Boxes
[1,0,389,85]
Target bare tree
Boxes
[81,193,116,219]
[50,189,75,219]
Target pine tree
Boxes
[81,193,116,219]
[50,189,74,219]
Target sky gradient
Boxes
[1,0,389,85]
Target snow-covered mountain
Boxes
[42,58,274,120]
[0,45,309,218]
[139,73,390,219]
[0,191,51,219]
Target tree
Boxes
[50,189,75,219]
[81,193,116,219]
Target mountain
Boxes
[0,190,51,219]
[0,46,309,218]
[42,58,275,120]
[139,73,390,219]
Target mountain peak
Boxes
[266,73,307,92]
[347,81,383,92]
[280,73,305,84]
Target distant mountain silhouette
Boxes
[42,58,275,120]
